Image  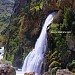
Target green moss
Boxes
[50,23,59,32]
[0,35,4,40]
[49,51,58,59]
[49,61,60,68]
[31,2,43,11]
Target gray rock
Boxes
[42,72,51,75]
[56,69,74,75]
[0,60,16,75]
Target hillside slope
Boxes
[0,0,14,33]
[4,0,75,73]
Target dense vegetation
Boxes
[45,7,75,74]
[4,0,46,68]
[1,0,75,74]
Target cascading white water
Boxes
[0,47,4,60]
[22,12,56,75]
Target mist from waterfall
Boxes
[22,12,56,75]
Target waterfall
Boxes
[0,47,4,60]
[22,12,56,75]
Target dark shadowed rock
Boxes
[0,65,16,75]
[52,10,64,24]
[0,60,16,75]
[66,34,75,52]
[57,0,73,9]
[42,72,50,75]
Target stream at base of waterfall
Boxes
[22,12,57,75]
[16,70,24,75]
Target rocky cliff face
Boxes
[46,0,75,74]
[5,0,75,72]
[0,0,14,33]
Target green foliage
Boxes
[4,15,20,64]
[62,8,72,31]
[47,8,75,73]
[67,60,75,73]
[49,58,56,64]
[49,51,58,60]
[49,8,75,33]
[50,23,59,32]
[31,2,43,11]
[0,35,5,47]
[61,8,75,32]
[49,61,60,68]
[7,55,14,64]
[0,35,4,41]
[45,50,60,71]
[46,33,72,73]
[4,0,43,65]
[50,67,60,75]
[4,0,75,70]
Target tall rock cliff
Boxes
[5,0,75,72]
[0,0,14,34]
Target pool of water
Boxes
[16,70,24,75]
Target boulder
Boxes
[66,35,75,51]
[56,69,74,75]
[0,64,16,75]
[24,72,35,75]
[52,10,64,24]
[0,60,16,75]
